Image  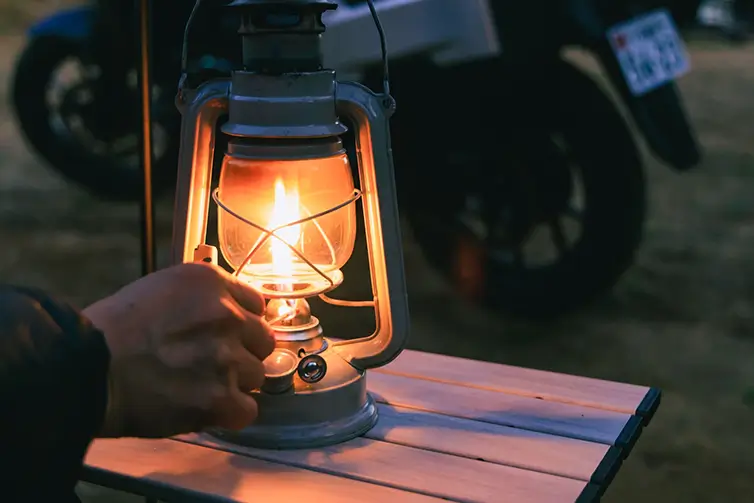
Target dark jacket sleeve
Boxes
[0,286,110,502]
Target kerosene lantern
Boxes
[171,0,409,449]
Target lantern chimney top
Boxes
[227,0,338,73]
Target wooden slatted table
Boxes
[81,349,661,503]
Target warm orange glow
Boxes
[273,299,297,319]
[268,178,302,288]
[217,151,357,299]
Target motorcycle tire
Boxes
[400,58,646,319]
[10,35,178,202]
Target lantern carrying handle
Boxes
[329,81,409,371]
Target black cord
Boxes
[181,0,204,73]
[365,0,391,96]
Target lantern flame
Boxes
[269,178,301,292]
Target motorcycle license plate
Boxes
[607,9,690,97]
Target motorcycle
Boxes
[10,0,702,318]
[326,0,702,316]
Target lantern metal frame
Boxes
[212,184,362,298]
[164,0,410,449]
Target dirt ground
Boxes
[1,3,754,503]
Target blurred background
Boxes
[1,0,753,502]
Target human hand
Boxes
[83,262,275,438]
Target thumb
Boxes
[225,276,266,315]
[212,371,260,431]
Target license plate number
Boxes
[607,9,691,96]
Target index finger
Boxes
[238,314,276,361]
[226,277,266,315]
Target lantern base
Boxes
[207,345,378,450]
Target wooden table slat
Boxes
[182,434,589,503]
[366,404,610,482]
[84,438,445,503]
[368,371,631,445]
[377,350,653,416]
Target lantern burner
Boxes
[265,297,327,356]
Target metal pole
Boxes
[137,0,156,275]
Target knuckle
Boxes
[213,340,234,366]
[210,383,230,402]
[246,317,276,355]
[181,262,225,283]
[259,326,276,356]
[248,360,266,389]
[248,290,266,314]
[216,298,246,325]
[189,383,221,412]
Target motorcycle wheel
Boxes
[11,35,178,201]
[400,58,646,319]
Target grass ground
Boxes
[1,2,754,502]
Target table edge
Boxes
[636,387,662,424]
[580,387,661,502]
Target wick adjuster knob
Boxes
[261,348,298,394]
[297,354,327,384]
